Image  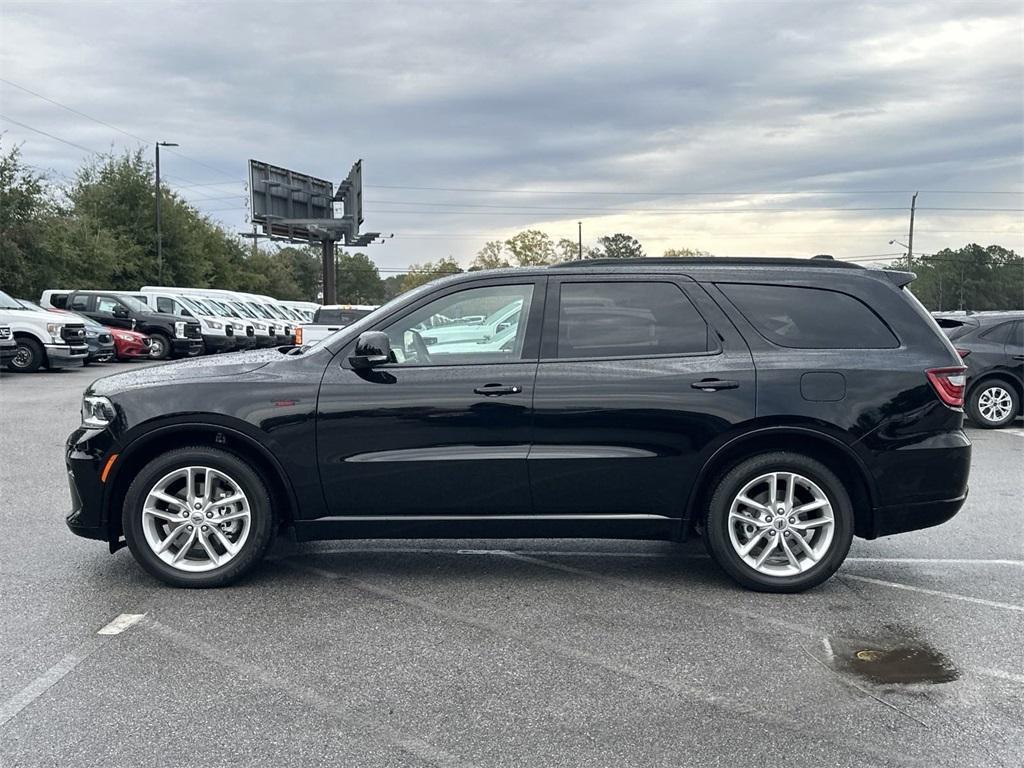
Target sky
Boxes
[1,0,1021,273]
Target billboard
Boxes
[248,160,335,242]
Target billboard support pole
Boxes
[322,239,336,305]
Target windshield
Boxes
[204,299,237,318]
[230,302,257,319]
[16,299,48,313]
[178,295,211,316]
[0,289,23,309]
[247,302,274,320]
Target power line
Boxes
[0,76,239,181]
[0,113,104,155]
[368,183,1023,197]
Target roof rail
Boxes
[551,257,865,269]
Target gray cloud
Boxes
[1,0,1020,267]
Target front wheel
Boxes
[704,452,854,593]
[8,337,44,373]
[122,447,275,587]
[148,332,171,360]
[967,381,1018,429]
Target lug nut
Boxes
[201,525,208,532]
[186,524,193,531]
[194,503,202,510]
[789,517,795,524]
[765,516,773,524]
[206,511,213,518]
[180,511,188,518]
[769,530,777,536]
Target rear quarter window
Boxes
[719,283,899,349]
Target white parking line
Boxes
[843,574,1024,613]
[0,612,146,729]
[998,428,1024,439]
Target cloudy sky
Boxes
[1,0,1021,272]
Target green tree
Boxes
[557,238,580,262]
[276,246,321,301]
[505,229,556,266]
[471,240,510,270]
[401,256,462,291]
[663,247,712,258]
[588,233,644,259]
[336,251,385,303]
[897,244,1023,311]
[382,274,406,300]
[0,143,60,297]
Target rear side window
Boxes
[720,283,898,349]
[557,281,710,359]
[69,295,89,311]
[315,308,373,325]
[979,322,1015,344]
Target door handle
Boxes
[691,379,739,392]
[1013,355,1024,361]
[474,383,522,396]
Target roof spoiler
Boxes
[880,269,916,288]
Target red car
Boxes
[107,327,152,360]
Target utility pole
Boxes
[578,221,583,260]
[155,141,178,282]
[322,239,336,304]
[907,191,918,271]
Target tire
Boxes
[967,380,1018,429]
[8,336,44,373]
[148,332,171,360]
[122,446,275,588]
[703,452,854,593]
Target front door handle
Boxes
[1013,355,1024,361]
[691,379,739,392]
[474,383,522,396]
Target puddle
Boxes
[826,629,960,685]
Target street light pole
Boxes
[155,141,178,282]
[907,191,918,271]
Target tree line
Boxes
[1,142,1019,310]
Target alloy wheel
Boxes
[141,466,251,572]
[978,386,1013,424]
[727,471,835,577]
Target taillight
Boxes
[926,366,967,408]
[955,348,970,359]
[294,326,303,345]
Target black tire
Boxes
[8,336,44,373]
[966,380,1018,429]
[148,332,171,360]
[703,452,854,593]
[122,446,275,588]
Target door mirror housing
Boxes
[349,331,392,369]
[112,306,130,319]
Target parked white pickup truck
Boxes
[1,288,88,372]
[295,304,378,346]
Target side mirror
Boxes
[349,331,392,369]
[112,306,130,318]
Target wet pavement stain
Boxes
[827,628,960,685]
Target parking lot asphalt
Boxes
[0,360,1021,768]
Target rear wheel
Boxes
[704,452,854,592]
[122,446,275,587]
[148,332,171,360]
[8,337,44,373]
[967,380,1018,429]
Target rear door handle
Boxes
[691,379,740,392]
[474,383,522,396]
[1013,355,1024,361]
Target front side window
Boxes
[156,297,176,314]
[556,281,710,359]
[69,295,89,311]
[382,284,535,366]
[96,297,122,314]
[719,283,899,349]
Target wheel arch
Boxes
[967,371,1022,402]
[104,421,298,546]
[683,425,878,540]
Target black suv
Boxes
[65,258,970,592]
[64,290,202,360]
[935,311,1024,428]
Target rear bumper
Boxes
[865,429,971,538]
[45,343,88,368]
[871,491,968,538]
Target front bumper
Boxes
[87,341,116,362]
[65,426,116,542]
[203,334,237,353]
[171,338,204,356]
[45,343,88,368]
[0,341,16,364]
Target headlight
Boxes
[46,322,64,342]
[174,321,186,338]
[232,323,244,333]
[206,320,224,331]
[254,322,266,332]
[81,395,116,428]
[116,333,134,341]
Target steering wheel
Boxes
[409,329,433,365]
